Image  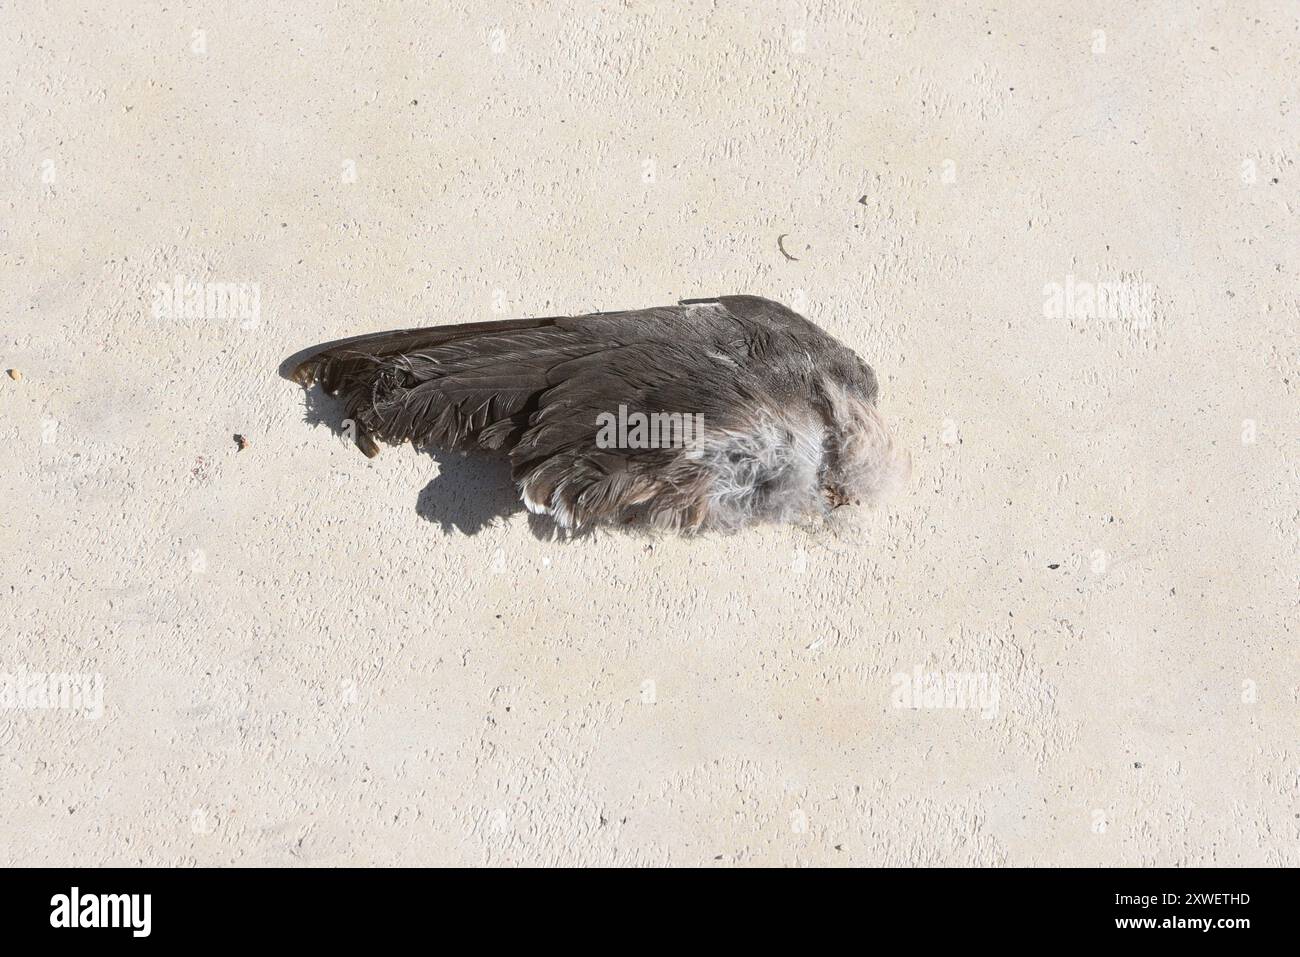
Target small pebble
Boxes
[5,369,20,381]
[234,434,249,451]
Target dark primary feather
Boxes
[288,297,903,531]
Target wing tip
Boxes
[279,344,329,386]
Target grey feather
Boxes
[288,296,908,531]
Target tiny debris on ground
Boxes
[6,369,20,381]
[234,434,250,451]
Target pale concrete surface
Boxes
[1,0,1296,866]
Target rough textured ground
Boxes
[2,1,1296,866]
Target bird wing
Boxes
[290,306,679,453]
[288,299,831,528]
